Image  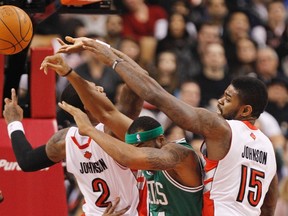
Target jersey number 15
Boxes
[236,165,265,207]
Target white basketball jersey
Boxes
[202,120,277,216]
[65,123,139,216]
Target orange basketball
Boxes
[0,5,33,55]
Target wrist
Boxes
[7,121,25,138]
[62,68,73,77]
[112,59,124,70]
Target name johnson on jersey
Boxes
[79,158,108,174]
[241,145,267,165]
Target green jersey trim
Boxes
[162,170,204,192]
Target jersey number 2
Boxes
[92,178,111,207]
[236,165,265,206]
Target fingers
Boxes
[56,38,66,45]
[103,202,113,214]
[108,197,120,213]
[40,55,66,75]
[4,98,12,105]
[65,36,75,43]
[96,86,104,93]
[58,101,70,113]
[114,205,130,216]
[58,101,78,116]
[82,45,95,52]
[11,88,18,105]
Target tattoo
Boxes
[46,128,69,162]
[145,144,190,170]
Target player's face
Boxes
[217,84,243,120]
[87,81,106,97]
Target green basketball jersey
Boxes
[143,139,203,216]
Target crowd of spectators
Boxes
[8,0,288,215]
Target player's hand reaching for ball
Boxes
[40,54,71,77]
[3,88,23,124]
[56,36,91,54]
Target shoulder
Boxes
[49,127,71,144]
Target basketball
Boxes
[0,5,33,55]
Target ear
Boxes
[156,135,165,144]
[240,105,253,117]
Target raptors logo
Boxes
[136,133,141,142]
[84,151,92,159]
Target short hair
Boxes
[231,76,267,118]
[127,116,161,134]
[60,84,85,113]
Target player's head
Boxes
[125,116,165,148]
[217,76,267,120]
[61,84,85,112]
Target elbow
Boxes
[118,156,135,168]
[97,111,114,125]
[17,162,35,172]
[116,152,142,169]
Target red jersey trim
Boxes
[242,121,257,130]
[71,136,92,149]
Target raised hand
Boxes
[40,54,71,76]
[58,101,94,136]
[82,39,119,66]
[56,36,90,54]
[3,88,23,124]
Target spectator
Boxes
[156,12,195,83]
[140,50,179,129]
[265,1,288,58]
[193,42,231,109]
[222,9,262,69]
[255,46,285,84]
[204,0,228,29]
[103,15,124,49]
[118,37,141,64]
[151,50,180,95]
[231,37,258,78]
[119,0,168,68]
[265,78,288,138]
[188,21,222,79]
[169,0,198,38]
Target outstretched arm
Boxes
[41,54,142,140]
[81,39,230,146]
[3,89,65,171]
[56,36,144,120]
[59,101,193,171]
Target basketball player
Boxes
[57,37,278,215]
[40,53,204,215]
[3,82,144,215]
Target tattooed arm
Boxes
[59,101,187,169]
